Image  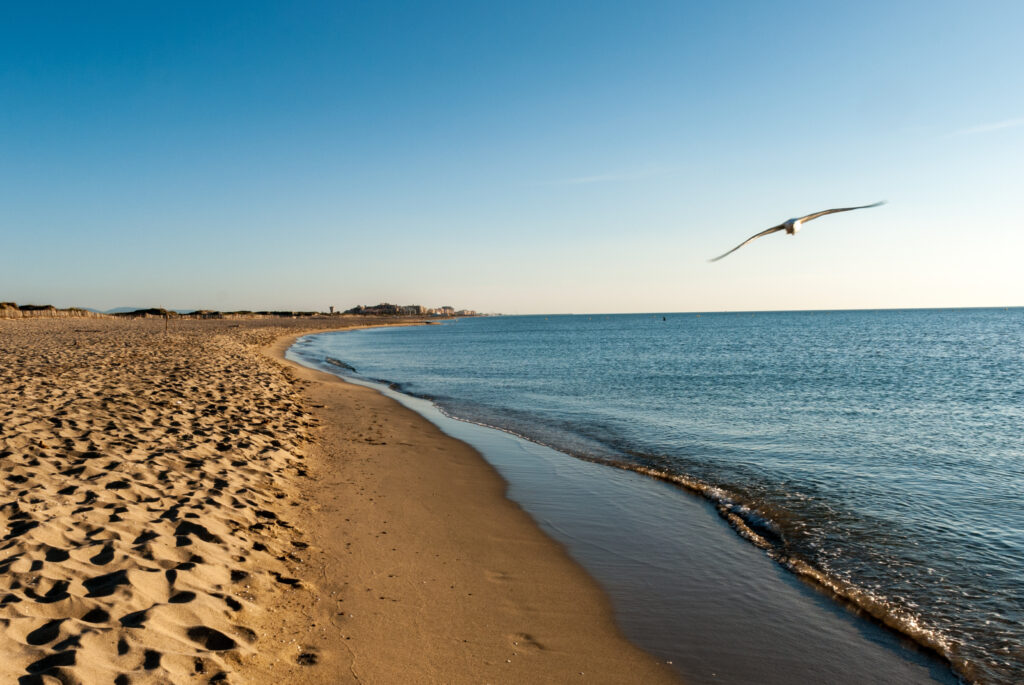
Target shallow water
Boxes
[290,308,1024,684]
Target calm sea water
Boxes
[291,309,1023,684]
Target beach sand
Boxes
[0,317,678,684]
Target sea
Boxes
[288,308,1023,684]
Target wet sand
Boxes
[263,333,679,684]
[0,317,676,683]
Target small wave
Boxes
[585,459,971,683]
[324,357,356,372]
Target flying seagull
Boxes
[710,201,885,262]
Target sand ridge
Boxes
[0,317,363,683]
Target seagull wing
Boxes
[797,201,885,224]
[709,224,786,262]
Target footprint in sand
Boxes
[509,632,545,651]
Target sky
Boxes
[2,1,1022,314]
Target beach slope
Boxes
[262,333,680,683]
[0,318,677,684]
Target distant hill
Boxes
[104,306,148,314]
[104,307,196,314]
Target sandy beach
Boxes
[0,317,677,684]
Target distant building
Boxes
[344,303,424,316]
[342,303,476,317]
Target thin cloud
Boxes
[949,117,1024,136]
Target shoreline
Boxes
[0,317,676,684]
[0,317,960,684]
[263,330,681,683]
[289,326,961,685]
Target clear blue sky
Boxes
[2,1,1022,313]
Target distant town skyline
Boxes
[2,2,1022,314]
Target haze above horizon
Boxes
[2,2,1022,314]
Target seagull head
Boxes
[785,218,802,235]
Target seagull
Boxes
[709,201,885,262]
